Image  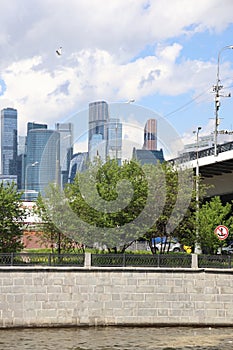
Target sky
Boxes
[1,0,233,157]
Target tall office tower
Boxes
[1,107,18,175]
[55,123,73,186]
[22,122,48,196]
[88,101,109,161]
[26,128,60,197]
[18,136,26,156]
[107,118,122,164]
[143,118,157,150]
[17,136,27,190]
[68,152,88,183]
[27,122,47,133]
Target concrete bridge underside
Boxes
[196,152,233,202]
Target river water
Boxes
[0,326,233,350]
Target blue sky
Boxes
[1,0,233,155]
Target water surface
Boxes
[0,326,233,350]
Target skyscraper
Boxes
[68,152,88,183]
[1,107,18,175]
[88,101,109,161]
[143,119,157,150]
[55,123,73,186]
[27,122,47,133]
[17,136,27,190]
[107,118,122,164]
[26,128,60,196]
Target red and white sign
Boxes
[214,225,229,240]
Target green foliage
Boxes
[33,158,233,256]
[197,196,232,254]
[34,187,84,253]
[0,182,26,253]
[64,158,167,252]
[144,162,195,248]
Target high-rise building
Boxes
[88,101,109,161]
[17,136,27,190]
[107,118,122,164]
[1,107,18,175]
[68,152,88,183]
[143,119,157,151]
[26,128,60,197]
[55,123,73,186]
[132,148,164,165]
[27,122,47,133]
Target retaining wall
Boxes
[0,264,233,328]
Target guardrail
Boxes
[0,252,232,269]
[170,140,233,165]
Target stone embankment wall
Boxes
[0,261,233,328]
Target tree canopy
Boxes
[0,182,26,253]
[34,158,233,255]
[37,158,193,253]
[197,196,233,254]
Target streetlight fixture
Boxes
[193,127,201,253]
[213,45,233,156]
[25,161,39,201]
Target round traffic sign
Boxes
[214,225,229,240]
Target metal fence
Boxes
[198,254,233,269]
[0,252,192,268]
[0,252,232,268]
[91,253,192,268]
[0,252,85,267]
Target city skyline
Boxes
[1,1,233,149]
[0,101,166,198]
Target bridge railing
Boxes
[171,140,233,165]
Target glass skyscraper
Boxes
[1,107,18,175]
[26,128,60,196]
[88,101,109,161]
[68,152,88,183]
[55,123,73,186]
[143,118,157,151]
[107,118,122,164]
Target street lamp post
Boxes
[25,161,39,201]
[193,127,201,253]
[213,45,233,156]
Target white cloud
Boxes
[1,0,233,137]
[1,45,218,135]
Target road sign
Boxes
[214,225,229,240]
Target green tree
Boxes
[65,158,165,252]
[197,196,232,254]
[171,174,210,252]
[144,162,196,253]
[0,182,26,253]
[34,186,84,253]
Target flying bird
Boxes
[56,47,62,56]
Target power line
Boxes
[163,88,211,119]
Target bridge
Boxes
[171,141,233,202]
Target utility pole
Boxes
[213,45,233,156]
[193,127,201,254]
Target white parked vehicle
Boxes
[155,240,182,253]
[148,237,182,253]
